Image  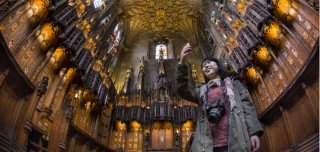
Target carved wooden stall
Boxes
[0,0,120,151]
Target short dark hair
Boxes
[201,57,229,82]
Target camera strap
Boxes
[220,79,228,103]
[204,79,228,104]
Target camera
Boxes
[204,99,225,123]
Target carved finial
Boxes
[37,76,49,96]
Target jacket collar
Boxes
[207,78,221,87]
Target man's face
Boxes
[202,60,219,80]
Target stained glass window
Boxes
[94,0,103,8]
[155,43,168,59]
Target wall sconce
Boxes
[50,47,66,70]
[93,60,103,72]
[63,68,76,83]
[263,21,283,46]
[237,3,244,9]
[37,23,59,51]
[30,0,50,21]
[176,128,180,135]
[253,46,272,67]
[272,0,297,22]
[244,66,261,85]
[74,90,82,98]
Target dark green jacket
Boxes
[176,64,263,152]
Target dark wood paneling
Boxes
[264,115,291,151]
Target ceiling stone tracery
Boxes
[119,0,204,46]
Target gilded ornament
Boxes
[121,0,201,41]
[0,24,4,31]
[16,8,23,15]
[302,31,309,40]
[278,73,283,80]
[229,37,235,44]
[287,56,293,65]
[11,23,18,32]
[24,68,29,75]
[303,22,311,30]
[24,51,31,60]
[313,30,319,38]
[290,48,298,58]
[237,3,243,9]
[310,40,315,47]
[156,10,166,18]
[273,64,279,72]
[93,60,103,72]
[18,16,26,23]
[297,15,304,22]
[8,16,13,24]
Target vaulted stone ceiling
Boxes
[118,0,204,46]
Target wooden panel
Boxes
[270,49,295,83]
[282,33,309,73]
[165,129,173,148]
[48,110,68,152]
[0,2,37,52]
[151,129,159,149]
[0,81,20,137]
[309,81,319,120]
[268,62,289,94]
[254,79,273,113]
[264,115,291,151]
[257,48,318,151]
[68,124,116,152]
[262,72,278,101]
[257,133,270,152]
[284,91,318,144]
[249,88,262,114]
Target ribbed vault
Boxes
[118,0,204,46]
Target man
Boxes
[176,43,263,152]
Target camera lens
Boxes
[205,100,225,123]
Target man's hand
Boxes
[179,43,192,65]
[250,135,260,152]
